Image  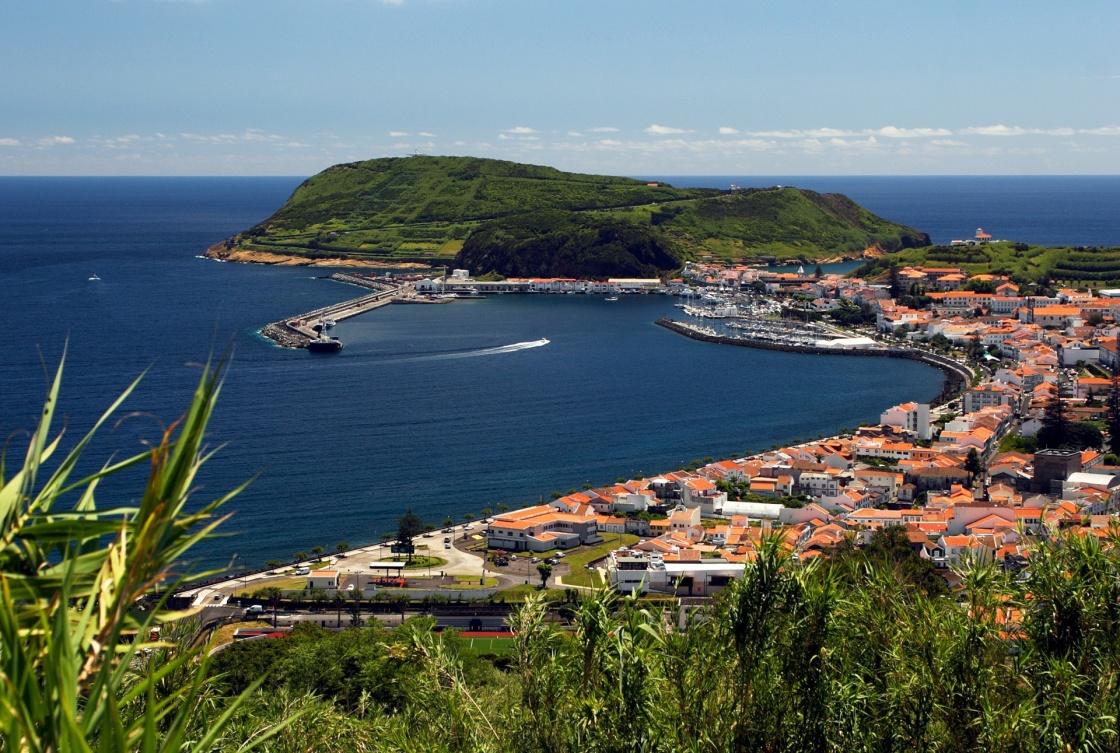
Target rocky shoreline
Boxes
[204,241,430,269]
[260,322,310,349]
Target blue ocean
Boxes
[3,175,1118,571]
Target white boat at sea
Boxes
[89,274,101,281]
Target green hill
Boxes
[855,241,1120,288]
[209,155,930,275]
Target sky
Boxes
[3,0,1119,176]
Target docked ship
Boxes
[307,335,343,353]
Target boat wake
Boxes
[404,338,550,362]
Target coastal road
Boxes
[178,520,490,607]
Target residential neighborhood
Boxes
[478,261,1120,597]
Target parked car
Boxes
[444,542,451,549]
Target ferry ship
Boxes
[308,335,343,353]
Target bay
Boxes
[7,174,1108,570]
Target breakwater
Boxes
[656,318,972,404]
[260,275,406,348]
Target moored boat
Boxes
[308,335,343,353]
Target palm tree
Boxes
[481,507,493,518]
[442,517,455,528]
[496,504,509,514]
[336,541,350,554]
[310,545,324,561]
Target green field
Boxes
[556,534,640,588]
[860,241,1120,287]
[462,636,517,656]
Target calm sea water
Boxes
[4,175,1114,571]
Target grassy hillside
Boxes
[857,241,1120,287]
[455,211,682,279]
[213,155,929,272]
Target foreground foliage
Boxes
[207,529,1120,753]
[0,357,289,751]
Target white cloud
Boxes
[718,127,739,135]
[588,126,620,133]
[0,138,20,146]
[389,131,409,137]
[503,126,537,134]
[1080,126,1120,136]
[752,127,857,139]
[645,124,689,135]
[871,126,952,138]
[959,124,1026,137]
[567,131,583,137]
[418,131,435,137]
[38,136,75,146]
[930,139,969,147]
[829,136,880,150]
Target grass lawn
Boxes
[205,620,272,651]
[390,555,447,570]
[461,636,516,656]
[563,568,605,588]
[234,577,306,597]
[497,584,567,603]
[445,576,499,589]
[560,535,639,588]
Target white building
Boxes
[879,402,931,440]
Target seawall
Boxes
[655,318,971,404]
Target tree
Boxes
[888,264,902,298]
[496,504,509,513]
[310,545,324,561]
[814,263,824,278]
[336,541,350,554]
[964,448,984,486]
[965,337,986,363]
[294,551,308,562]
[1038,392,1071,449]
[929,333,952,353]
[396,507,425,562]
[537,562,553,589]
[333,591,346,627]
[347,589,364,628]
[442,517,455,528]
[481,507,493,517]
